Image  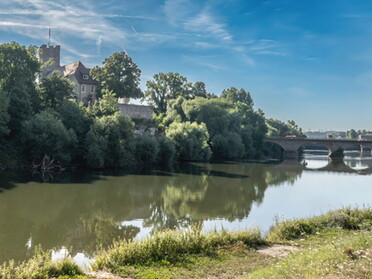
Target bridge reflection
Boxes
[283,153,372,174]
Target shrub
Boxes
[165,121,211,162]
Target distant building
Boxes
[40,44,98,103]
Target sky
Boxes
[1,0,372,130]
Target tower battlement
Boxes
[40,44,60,67]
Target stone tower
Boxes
[40,44,61,77]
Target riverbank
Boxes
[0,208,370,279]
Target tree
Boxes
[0,42,39,93]
[347,129,358,139]
[56,100,92,163]
[85,112,135,168]
[143,72,192,114]
[131,135,159,167]
[0,43,40,135]
[166,121,211,161]
[0,90,9,137]
[91,52,142,99]
[86,89,120,118]
[220,87,254,107]
[181,97,238,137]
[39,72,75,109]
[190,81,208,98]
[211,132,245,159]
[21,111,77,165]
[157,137,176,166]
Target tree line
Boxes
[0,42,303,169]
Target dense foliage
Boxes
[91,52,142,99]
[0,42,304,169]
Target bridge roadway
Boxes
[264,137,372,158]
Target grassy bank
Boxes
[1,208,371,279]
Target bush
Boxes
[21,111,77,165]
[166,121,211,162]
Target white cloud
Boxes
[163,0,196,26]
[184,9,233,41]
[0,0,157,56]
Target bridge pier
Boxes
[328,148,344,158]
[360,145,371,156]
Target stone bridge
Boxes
[264,137,372,158]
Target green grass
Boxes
[0,248,85,279]
[109,243,277,279]
[94,226,265,270]
[245,230,372,279]
[267,207,372,242]
[2,208,371,279]
[93,208,372,279]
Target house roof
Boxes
[63,61,99,85]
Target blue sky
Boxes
[1,0,372,130]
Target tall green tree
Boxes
[143,72,192,114]
[220,87,254,107]
[0,43,40,134]
[39,72,75,109]
[0,42,39,92]
[91,52,142,99]
[190,81,208,98]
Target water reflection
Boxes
[0,153,371,263]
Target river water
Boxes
[0,151,371,265]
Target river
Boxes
[0,151,371,266]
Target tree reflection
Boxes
[0,162,302,263]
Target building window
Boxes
[81,85,85,92]
[83,74,89,80]
[91,86,95,93]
